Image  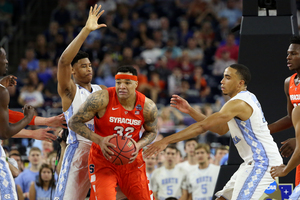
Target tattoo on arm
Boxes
[139,100,158,147]
[69,91,106,141]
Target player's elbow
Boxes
[0,129,10,140]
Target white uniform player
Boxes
[185,164,220,200]
[215,91,283,200]
[151,165,187,200]
[54,84,101,199]
[0,140,18,200]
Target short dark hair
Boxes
[165,144,179,153]
[229,64,251,86]
[71,50,89,66]
[184,138,198,150]
[116,65,137,76]
[290,36,300,45]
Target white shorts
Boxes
[289,184,300,200]
[215,162,274,200]
[0,156,17,200]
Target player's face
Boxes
[185,140,198,156]
[165,148,177,166]
[195,148,209,164]
[72,58,93,83]
[41,168,52,182]
[115,73,138,100]
[145,155,157,168]
[221,67,242,97]
[287,44,300,71]
[0,48,8,76]
[28,151,41,165]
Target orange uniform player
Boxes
[69,66,158,200]
[9,109,35,125]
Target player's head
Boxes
[214,146,229,163]
[0,47,8,76]
[71,50,93,84]
[37,163,56,188]
[195,143,210,165]
[221,64,251,97]
[184,138,198,156]
[115,65,138,100]
[287,36,300,71]
[28,147,42,166]
[164,144,179,168]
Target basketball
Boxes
[108,135,136,165]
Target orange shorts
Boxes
[296,165,300,185]
[88,144,153,200]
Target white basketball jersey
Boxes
[185,164,220,200]
[64,84,102,144]
[228,91,282,166]
[177,161,198,172]
[0,84,5,158]
[151,165,187,200]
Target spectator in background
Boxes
[179,79,201,104]
[148,70,166,103]
[147,12,161,30]
[44,66,61,108]
[70,0,88,28]
[212,49,236,81]
[18,78,44,108]
[191,66,211,102]
[177,138,199,171]
[50,0,71,27]
[131,11,142,32]
[218,0,242,28]
[168,67,182,96]
[162,37,182,59]
[37,60,52,85]
[41,140,54,164]
[152,29,165,48]
[178,50,195,77]
[155,56,172,83]
[215,33,239,61]
[94,53,117,87]
[185,37,203,66]
[176,19,193,47]
[24,48,39,71]
[0,0,13,37]
[35,34,50,60]
[17,58,29,85]
[29,164,56,200]
[15,147,42,200]
[9,152,24,173]
[144,153,158,181]
[212,145,229,166]
[160,17,170,43]
[96,0,116,15]
[44,21,60,44]
[141,39,162,65]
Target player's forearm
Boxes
[12,129,33,138]
[137,131,156,149]
[56,143,66,175]
[59,27,91,65]
[187,106,206,122]
[283,146,300,175]
[164,123,204,144]
[1,117,33,139]
[34,116,48,126]
[268,116,293,134]
[69,120,102,144]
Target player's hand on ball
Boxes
[129,138,140,164]
[280,138,296,157]
[99,135,116,160]
[143,140,167,158]
[85,4,107,32]
[270,164,287,179]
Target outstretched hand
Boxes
[143,139,168,158]
[0,75,17,88]
[85,4,107,32]
[270,164,287,179]
[32,127,57,142]
[170,94,191,114]
[46,113,67,128]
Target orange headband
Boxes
[115,74,138,81]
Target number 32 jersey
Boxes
[94,87,145,144]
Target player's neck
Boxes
[75,80,92,92]
[118,93,137,109]
[198,161,209,169]
[187,154,198,165]
[229,88,247,98]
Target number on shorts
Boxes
[113,126,134,138]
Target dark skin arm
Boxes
[130,98,158,163]
[0,87,34,139]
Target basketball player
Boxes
[69,65,158,199]
[0,48,35,199]
[53,5,108,200]
[271,105,300,199]
[151,145,187,200]
[144,64,283,200]
[182,143,220,200]
[268,35,300,185]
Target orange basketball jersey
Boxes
[93,87,145,147]
[289,73,300,107]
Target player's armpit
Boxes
[139,98,158,148]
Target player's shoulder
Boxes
[143,97,158,118]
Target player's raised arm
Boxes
[57,4,106,102]
[69,90,108,143]
[144,99,249,157]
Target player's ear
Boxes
[134,81,138,89]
